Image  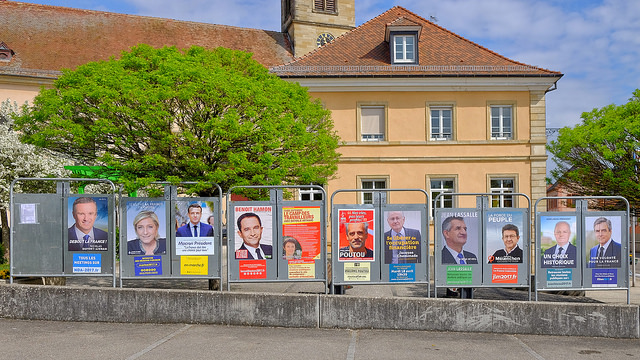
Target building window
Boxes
[361,179,386,204]
[392,34,416,64]
[490,105,512,140]
[360,105,385,141]
[314,0,337,13]
[430,106,452,140]
[299,187,323,201]
[490,178,514,208]
[430,178,454,217]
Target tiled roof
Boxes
[0,1,293,77]
[272,6,561,77]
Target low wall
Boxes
[0,284,637,338]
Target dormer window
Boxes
[393,34,416,63]
[385,18,421,65]
[0,42,14,62]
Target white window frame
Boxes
[429,105,453,140]
[299,186,323,201]
[429,177,456,219]
[490,105,513,140]
[359,178,388,204]
[358,104,386,142]
[489,177,515,208]
[392,34,416,64]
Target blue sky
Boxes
[15,0,640,131]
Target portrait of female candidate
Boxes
[127,210,167,255]
[282,236,302,260]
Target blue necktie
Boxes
[83,234,90,249]
[457,253,465,264]
[193,225,198,237]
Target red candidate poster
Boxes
[281,206,322,261]
[338,209,375,261]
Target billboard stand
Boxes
[534,196,630,304]
[226,185,328,293]
[330,188,430,295]
[10,177,118,287]
[433,193,531,300]
[118,182,223,289]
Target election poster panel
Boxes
[382,210,422,264]
[67,196,109,252]
[338,209,375,262]
[439,211,479,265]
[539,215,577,268]
[126,201,167,256]
[585,215,622,269]
[174,200,215,256]
[233,206,273,260]
[486,211,524,264]
[281,206,322,261]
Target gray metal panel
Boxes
[482,209,529,286]
[228,202,277,281]
[434,208,482,287]
[277,201,326,280]
[171,198,221,278]
[120,198,171,278]
[331,204,379,284]
[12,194,63,275]
[379,204,429,283]
[536,212,582,290]
[582,211,629,288]
[63,194,115,275]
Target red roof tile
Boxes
[0,1,293,76]
[272,6,561,77]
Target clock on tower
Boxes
[316,32,335,47]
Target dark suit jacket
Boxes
[588,240,622,268]
[542,243,577,268]
[236,243,273,259]
[491,245,523,263]
[441,246,478,264]
[176,222,214,237]
[68,225,108,251]
[383,227,421,264]
[127,238,167,255]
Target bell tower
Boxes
[281,0,355,58]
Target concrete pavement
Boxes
[1,318,639,360]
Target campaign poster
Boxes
[382,210,422,264]
[439,211,479,265]
[126,201,167,256]
[539,215,577,268]
[338,209,375,261]
[281,206,322,261]
[180,256,208,275]
[234,205,273,260]
[585,215,622,268]
[485,211,524,264]
[175,200,215,255]
[239,260,267,279]
[67,196,109,251]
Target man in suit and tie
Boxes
[542,221,577,268]
[176,203,214,238]
[68,197,108,251]
[588,217,622,268]
[441,216,478,264]
[383,211,421,263]
[234,212,272,259]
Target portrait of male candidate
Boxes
[588,217,622,268]
[490,224,523,263]
[176,203,214,237]
[441,216,478,264]
[383,211,421,264]
[339,222,374,260]
[541,220,577,268]
[235,212,272,259]
[68,197,108,251]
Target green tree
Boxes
[548,89,640,211]
[14,45,340,196]
[0,99,70,261]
